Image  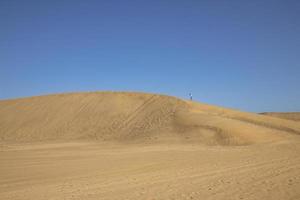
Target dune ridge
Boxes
[0,92,299,145]
[260,112,300,121]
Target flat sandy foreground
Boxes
[1,140,300,200]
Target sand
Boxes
[260,112,300,122]
[0,92,300,200]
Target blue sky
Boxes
[1,0,300,112]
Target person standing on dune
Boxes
[189,93,193,101]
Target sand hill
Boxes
[260,112,300,121]
[0,92,299,145]
[1,92,300,200]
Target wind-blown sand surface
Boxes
[261,112,300,122]
[1,92,300,200]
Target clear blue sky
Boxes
[1,0,299,112]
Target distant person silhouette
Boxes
[189,93,192,101]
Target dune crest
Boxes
[0,92,299,145]
[260,112,300,121]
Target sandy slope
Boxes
[1,92,299,144]
[0,92,300,200]
[260,112,300,121]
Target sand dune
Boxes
[1,92,300,200]
[0,92,299,145]
[260,112,300,121]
